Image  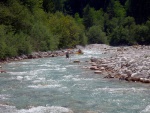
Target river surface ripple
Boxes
[0,49,150,113]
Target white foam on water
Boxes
[16,76,24,80]
[28,68,58,81]
[18,106,73,113]
[0,94,10,100]
[32,77,46,83]
[70,49,102,60]
[18,62,32,65]
[38,69,52,71]
[72,77,96,82]
[83,49,102,55]
[140,105,150,113]
[8,72,27,76]
[48,67,66,71]
[63,75,74,79]
[39,65,53,68]
[0,105,73,113]
[25,70,43,78]
[28,69,47,75]
[24,74,38,81]
[28,84,61,89]
[0,104,16,113]
[93,87,149,94]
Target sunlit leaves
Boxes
[48,12,84,48]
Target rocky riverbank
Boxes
[0,49,76,73]
[86,44,150,84]
[1,44,150,84]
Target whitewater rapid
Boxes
[0,48,150,113]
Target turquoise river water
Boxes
[0,49,150,113]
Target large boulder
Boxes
[90,57,98,62]
[90,66,99,70]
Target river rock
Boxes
[0,70,6,73]
[90,57,98,62]
[90,62,97,66]
[100,67,105,70]
[90,66,99,70]
[85,44,150,84]
[73,60,80,63]
[94,70,102,74]
[140,78,150,83]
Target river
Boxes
[0,48,150,113]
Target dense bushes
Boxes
[48,12,86,49]
[0,25,32,58]
[0,0,86,59]
[87,25,108,44]
[0,0,149,59]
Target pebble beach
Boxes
[85,44,150,84]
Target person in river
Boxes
[66,51,69,59]
[78,49,83,54]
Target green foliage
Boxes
[106,17,119,36]
[145,20,150,44]
[83,6,105,30]
[113,0,126,17]
[74,13,83,25]
[43,0,65,13]
[146,19,150,44]
[10,1,33,33]
[13,32,32,55]
[30,22,56,51]
[92,9,104,28]
[48,12,85,48]
[0,0,150,60]
[83,5,94,29]
[79,33,88,46]
[0,25,20,58]
[0,25,7,59]
[74,13,88,46]
[110,26,128,45]
[87,25,108,44]
[20,0,43,12]
[135,24,149,45]
[0,25,32,58]
[107,0,126,18]
[109,16,137,45]
[125,0,131,12]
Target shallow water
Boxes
[0,49,150,113]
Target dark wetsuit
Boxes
[66,52,69,58]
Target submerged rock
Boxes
[73,60,80,63]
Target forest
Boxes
[0,0,150,59]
